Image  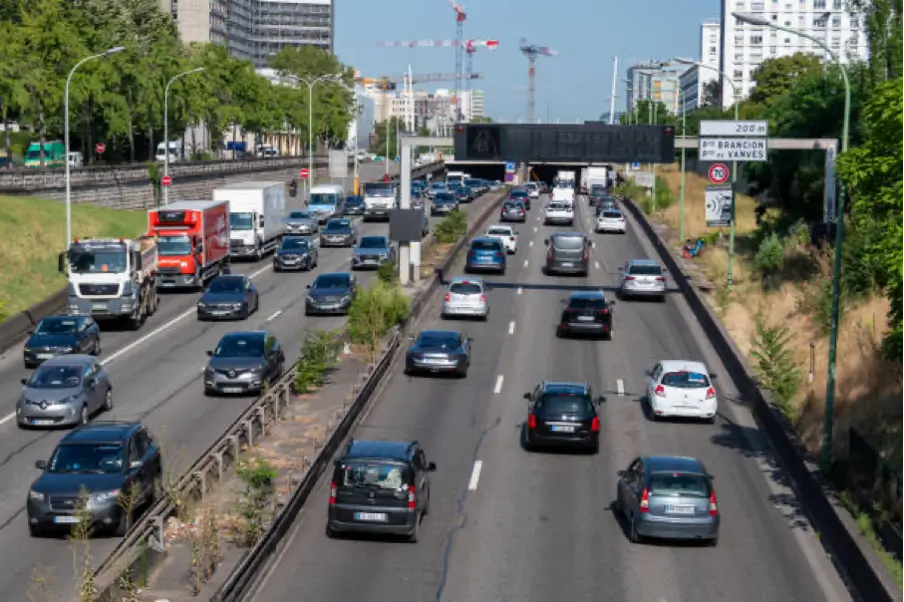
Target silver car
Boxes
[17,355,113,429]
[284,210,318,235]
[618,259,667,301]
[441,277,489,320]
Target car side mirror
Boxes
[20,378,28,386]
[597,395,607,404]
[523,392,531,400]
[643,369,650,377]
[709,373,718,379]
[707,474,716,480]
[427,461,437,472]
[26,330,34,335]
[543,239,549,245]
[617,266,624,271]
[35,460,47,470]
[130,460,143,470]
[616,469,626,478]
[206,350,213,357]
[58,252,66,273]
[305,284,311,289]
[86,378,97,388]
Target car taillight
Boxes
[582,249,589,261]
[444,292,451,302]
[591,416,600,432]
[547,248,553,261]
[495,252,503,259]
[624,276,635,281]
[655,276,665,282]
[654,385,666,397]
[509,236,515,241]
[596,308,609,315]
[528,413,537,429]
[407,484,416,510]
[706,387,715,400]
[480,294,486,302]
[329,482,337,505]
[709,491,718,515]
[639,488,650,512]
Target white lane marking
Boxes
[493,374,504,394]
[536,216,541,222]
[594,261,600,270]
[266,310,282,322]
[468,460,483,491]
[533,226,538,233]
[616,379,625,397]
[529,240,534,247]
[508,321,515,335]
[523,259,529,268]
[517,286,523,295]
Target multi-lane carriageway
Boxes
[248,195,853,602]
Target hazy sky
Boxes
[335,0,719,122]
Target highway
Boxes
[0,162,489,600]
[249,194,851,602]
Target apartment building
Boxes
[626,63,682,116]
[679,19,722,114]
[370,89,484,127]
[718,0,868,107]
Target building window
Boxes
[735,53,744,60]
[832,0,841,7]
[813,16,827,27]
[771,14,778,20]
[831,15,841,27]
[769,45,777,53]
[733,69,744,78]
[851,16,860,29]
[751,1,764,9]
[785,37,791,44]
[751,35,763,44]
[814,0,826,7]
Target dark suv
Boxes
[523,381,605,453]
[557,290,614,339]
[544,232,594,276]
[326,439,436,542]
[27,421,162,537]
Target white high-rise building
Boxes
[679,19,721,114]
[718,0,868,107]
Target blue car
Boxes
[465,237,506,275]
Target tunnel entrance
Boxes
[443,161,507,182]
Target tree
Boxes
[700,79,721,107]
[851,0,903,83]
[618,100,675,126]
[747,53,823,107]
[369,117,404,159]
[471,116,493,123]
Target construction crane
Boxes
[448,0,467,122]
[354,71,483,92]
[519,38,557,125]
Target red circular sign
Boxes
[708,163,730,185]
[95,142,105,154]
[161,175,172,187]
[299,168,309,179]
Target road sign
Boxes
[504,172,514,182]
[299,168,309,179]
[823,145,837,223]
[705,185,733,227]
[699,137,767,162]
[505,161,516,172]
[699,120,769,137]
[161,175,172,187]
[630,162,641,170]
[95,142,105,154]
[708,163,730,185]
[395,155,400,162]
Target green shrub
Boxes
[749,315,801,420]
[433,209,468,244]
[347,281,410,355]
[754,232,784,288]
[294,330,342,394]
[376,260,398,285]
[795,279,834,335]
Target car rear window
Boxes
[648,473,711,498]
[536,394,595,417]
[471,240,501,251]
[661,371,711,389]
[450,282,482,295]
[602,211,622,218]
[568,297,606,310]
[548,203,569,210]
[487,227,511,236]
[510,190,527,197]
[552,236,585,250]
[504,202,522,210]
[628,264,662,276]
[340,460,412,489]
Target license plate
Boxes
[422,358,445,365]
[549,425,576,433]
[354,512,387,522]
[666,505,695,514]
[32,419,55,426]
[91,303,107,310]
[221,387,243,394]
[36,353,53,359]
[577,316,594,322]
[561,262,574,267]
[53,516,80,524]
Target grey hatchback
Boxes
[614,455,720,546]
[544,232,594,276]
[203,331,284,396]
[17,355,113,429]
[618,259,667,301]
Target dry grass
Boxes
[0,195,148,316]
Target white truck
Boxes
[586,166,609,190]
[60,237,159,330]
[555,170,576,186]
[213,181,287,260]
[362,181,399,222]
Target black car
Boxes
[320,218,357,248]
[500,200,527,222]
[404,329,472,377]
[305,272,357,316]
[23,315,101,369]
[343,195,365,216]
[273,236,318,272]
[523,381,605,453]
[557,290,614,339]
[203,331,284,395]
[430,192,458,216]
[27,421,162,537]
[197,274,259,321]
[594,198,618,213]
[326,439,436,542]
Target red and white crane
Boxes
[449,0,467,122]
[519,38,557,124]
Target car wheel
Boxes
[28,524,44,538]
[79,404,89,426]
[708,534,719,547]
[629,517,642,544]
[658,295,667,303]
[407,516,420,543]
[274,266,281,273]
[556,326,564,338]
[102,389,113,412]
[325,523,337,539]
[93,336,102,356]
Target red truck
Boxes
[148,200,230,290]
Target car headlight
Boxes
[28,489,45,501]
[306,295,315,303]
[249,366,263,374]
[59,346,73,353]
[87,490,120,508]
[231,303,243,309]
[197,302,207,309]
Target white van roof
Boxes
[310,184,344,193]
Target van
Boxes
[307,184,344,224]
[24,141,67,168]
[155,141,182,163]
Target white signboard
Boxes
[630,171,654,188]
[328,149,348,179]
[699,120,769,137]
[699,137,768,162]
[705,185,733,227]
[823,145,837,223]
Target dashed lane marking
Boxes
[493,374,504,394]
[468,460,483,491]
[508,321,515,335]
[517,287,523,295]
[616,379,625,397]
[523,259,529,268]
[529,240,534,247]
[594,261,600,270]
[266,310,282,322]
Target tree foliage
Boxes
[369,117,405,159]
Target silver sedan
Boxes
[617,259,667,301]
[441,277,489,320]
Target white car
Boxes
[596,209,627,234]
[644,360,718,422]
[441,277,489,320]
[525,182,540,199]
[485,224,518,254]
[544,201,574,226]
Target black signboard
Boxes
[454,124,674,163]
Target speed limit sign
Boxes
[708,163,730,185]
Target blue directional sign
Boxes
[505,161,516,172]
[395,155,401,162]
[631,162,641,170]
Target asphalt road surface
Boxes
[249,194,852,602]
[0,163,503,601]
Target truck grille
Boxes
[157,267,181,275]
[78,284,118,296]
[230,239,245,248]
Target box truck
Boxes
[213,181,287,259]
[148,200,230,290]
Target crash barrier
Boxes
[0,161,446,354]
[618,196,899,602]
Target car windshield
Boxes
[471,240,501,251]
[364,184,394,197]
[553,236,584,250]
[661,371,711,389]
[417,333,460,349]
[450,282,482,295]
[157,234,192,256]
[510,191,527,197]
[341,461,411,489]
[207,278,243,293]
[281,239,309,251]
[309,193,338,206]
[214,336,265,358]
[435,193,454,202]
[288,211,311,220]
[649,473,711,498]
[230,212,253,231]
[313,275,351,289]
[569,297,606,310]
[69,246,127,274]
[36,318,79,335]
[487,227,512,236]
[28,365,82,389]
[358,237,386,249]
[345,196,363,205]
[48,443,125,474]
[602,211,622,218]
[536,394,594,417]
[629,264,662,276]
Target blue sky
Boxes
[335,0,720,123]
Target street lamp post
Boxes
[163,67,205,206]
[298,74,342,191]
[678,88,687,242]
[733,12,852,468]
[64,46,125,250]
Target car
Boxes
[614,455,720,545]
[305,272,357,315]
[27,421,163,537]
[594,197,618,213]
[17,355,113,429]
[523,381,604,453]
[343,195,365,216]
[425,182,447,200]
[644,360,718,422]
[465,237,506,274]
[499,200,527,223]
[23,315,101,369]
[197,274,259,320]
[284,210,318,235]
[404,329,472,377]
[525,181,540,199]
[326,439,436,542]
[508,189,530,210]
[485,224,518,254]
[490,180,504,191]
[544,201,575,226]
[320,218,357,248]
[441,277,489,320]
[352,235,395,270]
[273,236,318,272]
[464,178,487,195]
[617,259,667,301]
[448,184,474,204]
[544,232,593,276]
[557,290,614,339]
[430,191,458,216]
[596,209,627,234]
[203,331,285,396]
